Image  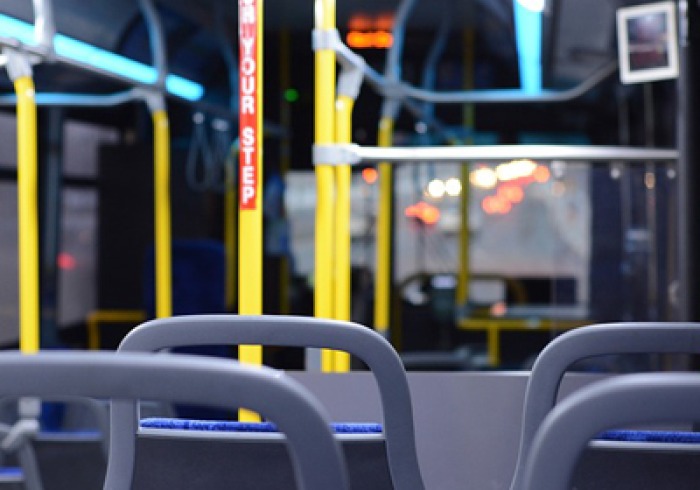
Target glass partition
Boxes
[285,154,678,370]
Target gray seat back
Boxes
[510,322,700,490]
[522,372,700,489]
[0,351,348,490]
[113,314,425,490]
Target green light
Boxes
[284,88,300,103]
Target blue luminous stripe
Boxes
[54,34,157,85]
[0,13,36,45]
[514,0,542,94]
[0,13,204,101]
[166,74,205,102]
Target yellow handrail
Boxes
[456,28,475,309]
[314,0,337,372]
[224,145,237,311]
[15,75,39,354]
[374,117,394,338]
[153,109,172,319]
[332,95,354,372]
[86,309,147,350]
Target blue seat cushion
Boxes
[140,418,382,434]
[598,429,700,444]
[0,467,23,478]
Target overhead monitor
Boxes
[616,1,679,84]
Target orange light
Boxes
[348,14,373,31]
[482,195,513,215]
[499,185,524,203]
[375,13,395,30]
[421,204,440,225]
[499,198,513,214]
[347,31,373,49]
[533,165,550,183]
[362,167,378,184]
[347,30,394,49]
[405,201,441,225]
[373,31,394,48]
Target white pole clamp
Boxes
[313,144,361,166]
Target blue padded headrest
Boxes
[598,429,700,444]
[140,418,382,434]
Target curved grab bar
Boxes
[0,351,348,490]
[522,372,700,490]
[115,314,426,490]
[511,322,700,490]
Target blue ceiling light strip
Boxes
[0,13,204,102]
[53,34,158,85]
[0,13,36,45]
[514,0,543,94]
[165,74,204,102]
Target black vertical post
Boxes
[39,108,64,348]
[678,1,700,321]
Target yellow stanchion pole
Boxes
[333,95,353,372]
[238,0,264,421]
[314,0,337,372]
[457,163,470,307]
[279,29,291,315]
[14,73,39,354]
[225,145,238,312]
[153,108,172,319]
[456,28,475,311]
[374,117,394,338]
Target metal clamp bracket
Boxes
[311,27,341,52]
[135,87,166,113]
[313,143,361,166]
[2,48,34,81]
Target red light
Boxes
[490,301,507,317]
[362,167,378,184]
[57,252,77,270]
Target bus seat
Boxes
[114,314,425,490]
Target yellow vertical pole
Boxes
[314,0,337,372]
[457,163,470,307]
[14,74,39,354]
[279,29,291,315]
[224,145,238,311]
[238,0,264,421]
[456,28,475,311]
[153,108,172,319]
[374,117,394,337]
[333,95,353,372]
